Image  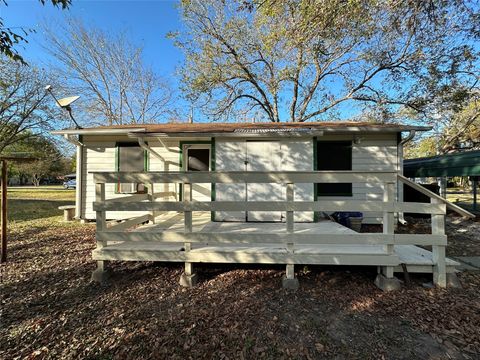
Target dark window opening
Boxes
[317,141,352,196]
[187,148,210,171]
[117,142,146,194]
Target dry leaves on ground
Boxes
[1,218,479,359]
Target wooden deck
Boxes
[89,170,474,288]
[94,211,458,273]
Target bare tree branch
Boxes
[44,19,175,125]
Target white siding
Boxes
[317,134,398,224]
[214,139,246,221]
[81,133,398,225]
[279,139,314,222]
[82,137,183,220]
[147,140,181,203]
[214,138,314,222]
[82,140,138,220]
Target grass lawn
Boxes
[1,187,479,359]
[7,186,76,222]
[446,187,479,213]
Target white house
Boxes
[53,122,474,291]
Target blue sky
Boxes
[1,0,183,81]
[2,0,448,125]
[1,0,363,123]
[1,0,376,124]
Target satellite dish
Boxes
[44,86,82,129]
[57,96,80,108]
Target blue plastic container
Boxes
[332,212,363,229]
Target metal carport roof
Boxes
[404,150,480,177]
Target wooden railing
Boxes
[92,170,450,286]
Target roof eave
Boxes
[51,128,147,136]
[318,125,432,133]
[128,126,431,138]
[51,125,432,137]
[128,130,326,138]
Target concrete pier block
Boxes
[179,273,198,288]
[446,273,462,288]
[91,261,109,284]
[374,274,401,292]
[91,269,108,283]
[282,276,299,290]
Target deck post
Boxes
[149,182,156,224]
[431,198,447,287]
[375,181,401,291]
[282,182,299,290]
[180,182,197,287]
[92,182,109,283]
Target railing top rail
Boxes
[398,174,475,218]
[92,170,397,184]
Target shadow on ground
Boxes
[1,219,479,359]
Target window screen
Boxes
[117,143,146,193]
[317,141,352,196]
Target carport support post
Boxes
[439,177,447,198]
[180,182,197,287]
[282,183,299,290]
[432,198,447,287]
[473,178,478,211]
[375,181,401,291]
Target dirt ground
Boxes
[1,214,480,359]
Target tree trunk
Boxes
[32,175,41,187]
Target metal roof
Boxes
[52,122,432,136]
[404,150,480,177]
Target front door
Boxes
[246,141,283,221]
[183,144,211,201]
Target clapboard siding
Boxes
[318,134,398,224]
[214,139,247,221]
[145,140,181,202]
[214,138,314,222]
[81,133,399,224]
[82,137,183,220]
[354,136,397,223]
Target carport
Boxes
[404,150,480,211]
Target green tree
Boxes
[5,134,69,186]
[172,0,479,122]
[404,137,437,159]
[0,56,64,154]
[440,98,480,153]
[0,0,70,64]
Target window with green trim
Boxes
[116,142,147,194]
[317,141,353,197]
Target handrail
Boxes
[397,174,475,218]
[92,170,397,184]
